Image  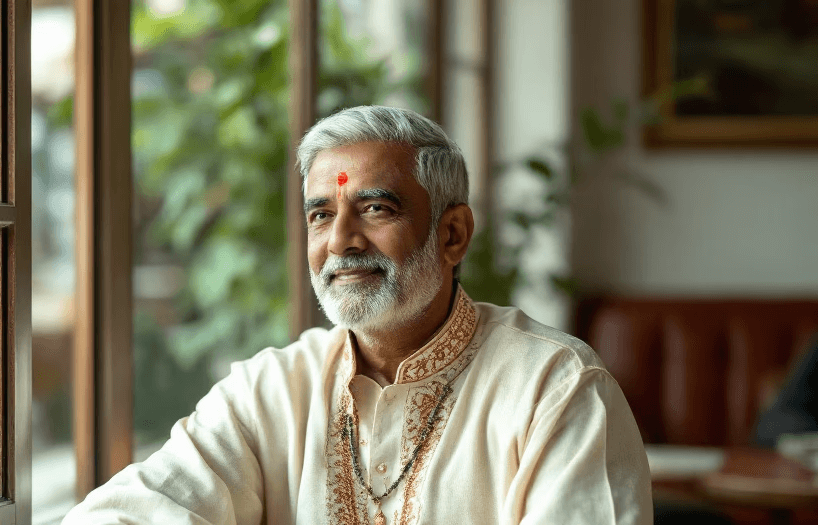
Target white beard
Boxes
[310,228,443,331]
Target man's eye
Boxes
[309,211,330,224]
[364,204,391,214]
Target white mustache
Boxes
[318,253,394,284]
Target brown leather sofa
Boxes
[575,298,818,524]
[576,298,818,446]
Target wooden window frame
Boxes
[477,0,495,221]
[1,0,32,523]
[428,0,446,125]
[73,0,134,499]
[287,0,320,341]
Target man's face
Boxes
[304,141,443,330]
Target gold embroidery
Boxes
[396,342,480,524]
[396,290,478,384]
[325,355,368,524]
[325,286,481,524]
[397,381,454,523]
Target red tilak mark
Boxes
[337,172,349,186]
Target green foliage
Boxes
[125,0,422,438]
[129,0,401,378]
[133,308,215,443]
[549,274,579,297]
[459,226,517,307]
[46,95,74,126]
[464,80,707,305]
[580,105,626,153]
[131,0,292,385]
[525,157,553,180]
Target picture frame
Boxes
[643,0,818,147]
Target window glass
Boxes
[31,1,77,522]
[131,0,289,456]
[29,0,431,519]
[131,0,431,459]
[318,0,430,118]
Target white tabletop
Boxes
[645,444,726,480]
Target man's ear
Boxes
[438,204,474,269]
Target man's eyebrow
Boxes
[304,197,329,214]
[354,188,402,206]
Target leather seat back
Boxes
[575,299,818,446]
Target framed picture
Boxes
[643,0,818,147]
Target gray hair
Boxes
[296,105,469,224]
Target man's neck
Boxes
[350,279,457,386]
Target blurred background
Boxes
[30,0,818,523]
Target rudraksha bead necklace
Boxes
[343,383,453,524]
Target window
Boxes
[27,0,488,522]
[129,0,441,466]
[31,1,78,521]
[1,1,33,523]
[14,0,503,520]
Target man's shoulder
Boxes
[472,301,605,380]
[229,325,345,384]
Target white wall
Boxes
[571,0,818,297]
[447,0,573,329]
[444,0,484,229]
[495,0,571,329]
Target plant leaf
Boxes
[525,157,553,179]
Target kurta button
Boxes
[376,463,387,474]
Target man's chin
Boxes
[315,293,393,329]
[328,280,382,296]
[328,311,393,332]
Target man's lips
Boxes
[330,268,381,283]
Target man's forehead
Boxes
[305,142,417,195]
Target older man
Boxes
[64,106,652,524]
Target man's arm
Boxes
[62,363,265,525]
[504,367,653,525]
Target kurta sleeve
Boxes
[504,366,652,525]
[62,361,265,525]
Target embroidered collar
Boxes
[338,285,478,386]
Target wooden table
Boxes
[701,448,818,524]
[647,445,818,524]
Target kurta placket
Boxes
[335,288,480,524]
[349,377,409,522]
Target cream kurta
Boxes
[63,287,652,524]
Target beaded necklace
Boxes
[342,383,453,525]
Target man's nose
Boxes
[327,210,368,256]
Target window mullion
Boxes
[477,0,496,225]
[427,0,446,125]
[74,0,134,499]
[287,0,321,341]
